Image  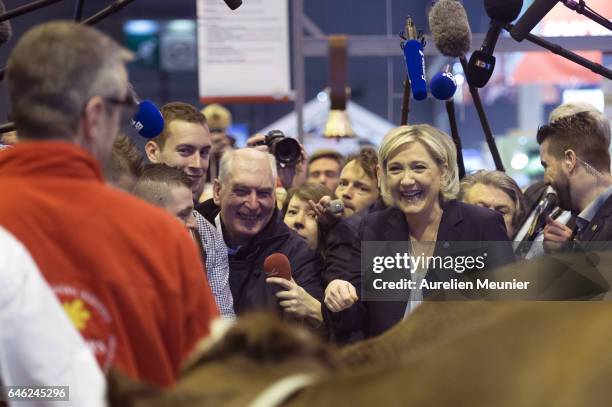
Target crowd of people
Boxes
[1,21,612,406]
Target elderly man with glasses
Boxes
[0,22,219,387]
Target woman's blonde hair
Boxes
[378,124,459,205]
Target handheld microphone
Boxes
[328,199,344,214]
[467,0,523,88]
[132,101,164,139]
[511,0,557,42]
[526,192,558,241]
[402,16,427,101]
[430,66,457,101]
[0,1,12,46]
[264,253,292,281]
[430,65,464,178]
[223,0,242,10]
[428,0,472,58]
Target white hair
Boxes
[218,148,277,185]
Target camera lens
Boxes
[274,137,301,166]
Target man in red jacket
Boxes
[0,22,218,387]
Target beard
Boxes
[552,175,573,211]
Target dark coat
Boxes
[196,199,324,316]
[523,180,548,213]
[325,199,513,341]
[322,197,388,285]
[518,181,576,243]
[576,194,612,243]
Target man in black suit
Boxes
[538,111,612,244]
[514,102,608,257]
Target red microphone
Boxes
[264,253,292,280]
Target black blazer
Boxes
[576,194,612,243]
[326,199,513,341]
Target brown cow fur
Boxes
[109,300,612,406]
[107,313,338,407]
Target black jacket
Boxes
[196,199,324,316]
[576,194,612,243]
[325,200,513,341]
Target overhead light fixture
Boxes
[223,0,242,10]
[324,35,355,138]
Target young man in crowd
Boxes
[307,149,344,192]
[201,103,233,184]
[132,164,235,318]
[145,102,235,318]
[0,22,218,387]
[132,164,199,233]
[335,147,381,217]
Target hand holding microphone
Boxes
[309,195,344,227]
[264,253,322,322]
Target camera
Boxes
[256,130,301,167]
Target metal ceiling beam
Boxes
[302,34,612,57]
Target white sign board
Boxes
[197,0,292,104]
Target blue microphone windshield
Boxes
[403,40,428,101]
[430,71,457,101]
[132,101,164,139]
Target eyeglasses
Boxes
[103,94,138,128]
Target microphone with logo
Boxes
[430,66,465,178]
[264,253,324,326]
[526,192,559,242]
[132,101,164,139]
[264,253,292,281]
[428,0,505,172]
[401,16,428,102]
[128,84,165,139]
[1,94,165,138]
[515,192,559,257]
[467,0,523,88]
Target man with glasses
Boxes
[0,22,218,387]
[538,111,612,244]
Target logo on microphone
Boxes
[475,59,492,70]
[131,120,144,131]
[419,49,426,81]
[442,71,455,81]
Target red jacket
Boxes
[0,141,219,387]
